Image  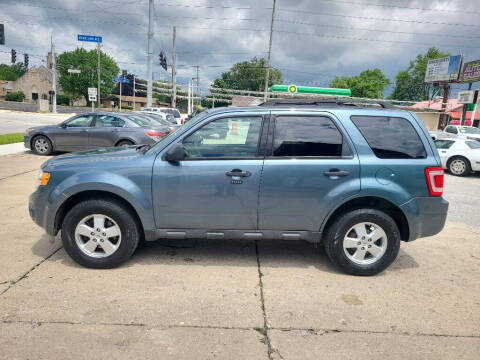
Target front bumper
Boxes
[29,186,56,236]
[400,196,449,241]
[24,135,31,150]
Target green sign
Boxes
[270,84,351,96]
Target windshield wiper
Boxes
[136,144,151,154]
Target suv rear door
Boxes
[258,111,360,231]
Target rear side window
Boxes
[273,116,349,157]
[466,141,480,149]
[434,140,455,149]
[351,116,426,159]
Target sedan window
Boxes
[126,115,152,127]
[66,115,94,127]
[445,126,458,134]
[466,141,480,149]
[434,140,455,149]
[95,115,125,128]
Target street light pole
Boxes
[51,35,57,113]
[97,43,101,107]
[171,26,177,108]
[263,0,276,102]
[146,0,153,107]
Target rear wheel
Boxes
[448,156,471,176]
[323,209,400,276]
[61,199,140,268]
[116,140,134,147]
[32,135,53,155]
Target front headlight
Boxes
[26,128,34,134]
[36,170,51,187]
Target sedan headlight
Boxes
[36,170,51,187]
[26,128,34,134]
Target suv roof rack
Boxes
[259,98,395,109]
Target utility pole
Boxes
[97,43,101,107]
[187,81,191,115]
[119,80,122,112]
[263,0,276,102]
[51,36,57,113]
[440,84,450,129]
[171,25,176,108]
[146,0,153,107]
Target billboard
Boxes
[425,55,463,83]
[461,60,480,82]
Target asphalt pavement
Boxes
[0,153,478,359]
[0,110,71,135]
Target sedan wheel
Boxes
[449,158,470,176]
[33,136,52,155]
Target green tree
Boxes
[389,47,450,101]
[0,63,27,81]
[330,69,390,99]
[57,48,119,103]
[212,57,283,91]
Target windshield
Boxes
[146,111,209,154]
[434,140,455,149]
[458,126,480,134]
[125,115,153,127]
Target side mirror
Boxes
[164,142,185,162]
[60,123,67,129]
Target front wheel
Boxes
[61,199,140,268]
[32,135,53,155]
[323,209,400,276]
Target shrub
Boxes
[56,94,70,106]
[5,91,25,102]
[120,105,133,110]
[41,94,48,100]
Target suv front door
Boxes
[258,112,360,232]
[152,114,266,230]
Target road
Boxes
[0,153,478,359]
[0,110,71,134]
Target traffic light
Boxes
[24,53,29,68]
[122,69,127,78]
[159,51,167,71]
[11,49,16,63]
[0,24,5,45]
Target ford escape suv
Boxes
[29,99,448,275]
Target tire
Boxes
[61,198,141,268]
[32,135,53,155]
[116,140,134,147]
[448,156,471,177]
[323,209,400,276]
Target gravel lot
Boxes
[0,153,479,359]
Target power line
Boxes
[154,2,252,10]
[276,19,480,40]
[276,8,480,28]
[316,0,480,15]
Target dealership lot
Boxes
[0,153,479,359]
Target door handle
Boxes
[324,169,349,177]
[226,169,251,177]
[111,128,120,132]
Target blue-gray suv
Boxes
[29,99,448,275]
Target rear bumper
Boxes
[400,196,449,241]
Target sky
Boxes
[1,0,479,97]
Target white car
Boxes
[430,125,480,141]
[141,107,183,125]
[435,138,480,176]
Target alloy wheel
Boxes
[74,214,122,258]
[343,222,388,265]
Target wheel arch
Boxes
[447,155,471,168]
[115,138,136,146]
[321,196,410,242]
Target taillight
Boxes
[145,130,167,141]
[181,118,184,125]
[168,127,175,132]
[425,167,444,196]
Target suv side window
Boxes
[351,115,426,159]
[95,115,125,128]
[66,115,94,127]
[445,126,458,134]
[272,116,349,157]
[183,116,262,158]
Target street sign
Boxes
[67,69,81,74]
[425,55,463,83]
[88,87,97,102]
[461,60,480,83]
[77,34,102,43]
[457,90,475,104]
[113,77,130,83]
[288,85,297,94]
